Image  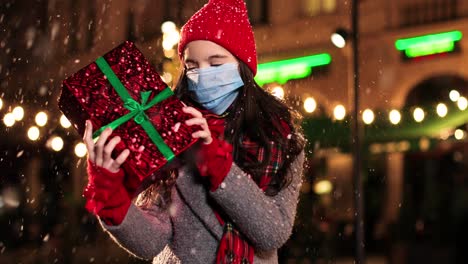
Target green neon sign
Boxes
[395,30,462,58]
[405,41,455,58]
[255,53,332,86]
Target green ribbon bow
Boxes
[92,56,175,162]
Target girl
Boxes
[82,0,306,263]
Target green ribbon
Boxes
[92,56,175,162]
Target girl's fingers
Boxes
[103,136,121,163]
[83,120,95,161]
[95,128,113,166]
[192,131,212,144]
[113,149,131,168]
[183,108,211,144]
[102,148,130,173]
[185,117,208,128]
[182,106,202,118]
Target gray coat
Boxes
[100,151,304,264]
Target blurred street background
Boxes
[1,0,468,263]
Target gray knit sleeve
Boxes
[209,150,305,252]
[99,202,173,260]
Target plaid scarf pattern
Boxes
[206,115,284,264]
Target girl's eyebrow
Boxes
[184,58,198,64]
[185,54,227,64]
[208,54,228,60]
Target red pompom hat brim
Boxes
[178,0,258,76]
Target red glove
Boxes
[83,160,131,225]
[195,116,234,192]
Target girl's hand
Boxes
[83,120,130,173]
[182,106,213,145]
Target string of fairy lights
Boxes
[1,87,466,159]
[272,85,467,133]
[1,98,88,158]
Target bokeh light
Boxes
[75,143,87,158]
[3,113,15,127]
[35,111,48,127]
[413,107,425,122]
[333,105,346,120]
[50,136,64,152]
[161,21,176,33]
[436,103,448,117]
[271,86,285,100]
[12,106,24,121]
[60,115,72,128]
[389,109,401,125]
[314,180,333,195]
[455,129,465,140]
[362,109,375,125]
[304,97,317,113]
[27,126,40,141]
[449,90,460,102]
[457,97,468,110]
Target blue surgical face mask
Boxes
[186,63,244,115]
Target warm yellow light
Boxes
[449,90,460,102]
[162,39,174,51]
[0,98,3,110]
[314,180,333,195]
[304,97,317,113]
[271,86,285,100]
[50,136,64,152]
[436,103,448,117]
[161,21,176,34]
[386,142,397,153]
[457,97,468,110]
[369,144,383,154]
[440,130,451,140]
[362,109,375,125]
[35,112,48,127]
[333,104,346,120]
[163,49,176,58]
[398,141,411,152]
[74,143,87,158]
[27,126,40,141]
[455,129,465,140]
[12,106,24,121]
[389,109,401,125]
[162,29,180,51]
[413,108,425,122]
[419,137,430,151]
[161,72,173,84]
[3,113,15,127]
[60,115,72,128]
[166,31,180,45]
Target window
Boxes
[400,0,458,28]
[302,0,337,17]
[245,0,268,24]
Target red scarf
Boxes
[206,116,285,264]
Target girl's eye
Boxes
[211,64,222,67]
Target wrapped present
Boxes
[58,41,199,190]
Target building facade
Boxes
[2,0,468,263]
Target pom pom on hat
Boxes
[178,0,258,75]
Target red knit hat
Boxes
[178,0,258,75]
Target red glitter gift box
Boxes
[58,41,199,191]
